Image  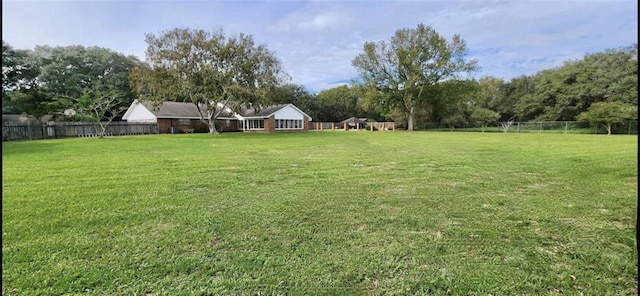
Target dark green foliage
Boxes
[2,41,48,118]
[352,23,479,130]
[504,44,637,121]
[576,101,637,135]
[129,28,287,134]
[2,41,140,137]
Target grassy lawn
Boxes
[2,131,637,295]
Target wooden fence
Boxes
[2,121,158,141]
[309,122,396,131]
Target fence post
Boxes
[565,121,568,134]
[517,122,520,133]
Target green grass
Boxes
[2,131,637,295]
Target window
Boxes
[276,119,303,130]
[225,119,231,127]
[246,119,264,130]
[178,118,190,125]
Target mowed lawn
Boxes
[2,131,637,295]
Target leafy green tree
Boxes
[32,45,140,137]
[129,28,288,134]
[352,23,478,130]
[470,107,500,132]
[502,75,534,121]
[315,85,365,122]
[503,44,637,122]
[269,83,322,120]
[576,101,637,135]
[431,79,478,129]
[474,76,513,121]
[441,113,468,131]
[2,41,46,117]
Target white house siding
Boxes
[124,104,156,123]
[273,105,304,120]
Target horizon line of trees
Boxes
[3,24,637,135]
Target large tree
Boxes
[2,41,45,117]
[352,23,479,130]
[33,45,140,138]
[268,83,322,120]
[503,44,637,122]
[315,85,365,122]
[576,101,637,135]
[129,28,288,134]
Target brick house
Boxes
[121,100,312,133]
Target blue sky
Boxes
[3,0,637,93]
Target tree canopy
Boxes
[352,23,479,130]
[2,35,637,135]
[3,42,139,136]
[34,45,140,137]
[129,28,288,134]
[576,101,637,135]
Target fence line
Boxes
[2,121,159,141]
[309,122,396,131]
[416,120,637,135]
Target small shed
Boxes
[341,117,367,130]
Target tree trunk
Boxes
[204,105,222,134]
[407,106,414,131]
[208,120,219,134]
[606,123,612,135]
[95,122,106,139]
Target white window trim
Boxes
[244,119,265,130]
[275,119,303,130]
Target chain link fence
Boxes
[415,120,637,135]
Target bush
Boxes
[193,121,209,133]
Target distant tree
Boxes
[269,83,321,120]
[441,113,467,131]
[352,23,478,130]
[473,76,513,121]
[432,79,478,129]
[502,75,535,121]
[129,28,288,134]
[2,41,47,117]
[33,45,140,138]
[576,101,637,135]
[316,85,364,122]
[504,44,637,122]
[470,107,500,132]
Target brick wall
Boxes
[265,116,276,132]
[157,119,173,133]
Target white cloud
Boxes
[2,0,637,92]
[298,11,353,31]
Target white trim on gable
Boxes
[282,104,312,121]
[273,105,305,120]
[122,100,157,122]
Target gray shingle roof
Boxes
[140,101,208,119]
[341,117,367,124]
[239,104,289,117]
[141,101,295,119]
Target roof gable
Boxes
[237,104,312,120]
[124,100,311,121]
[148,101,208,119]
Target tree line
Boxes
[3,24,637,135]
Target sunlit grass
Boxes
[2,131,637,295]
